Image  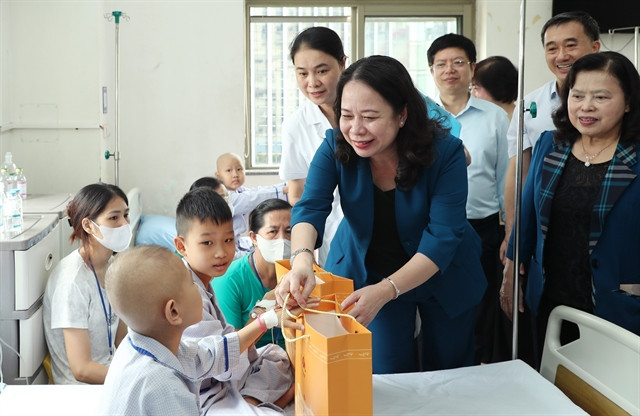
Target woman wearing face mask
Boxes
[212,198,291,348]
[43,183,131,384]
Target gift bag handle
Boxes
[281,293,357,342]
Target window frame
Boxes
[244,0,474,170]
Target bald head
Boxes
[105,245,188,334]
[216,153,242,171]
[215,152,245,191]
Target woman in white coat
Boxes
[279,26,346,266]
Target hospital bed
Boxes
[0,359,586,415]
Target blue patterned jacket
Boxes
[509,130,640,335]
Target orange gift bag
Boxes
[275,261,373,416]
[275,260,356,363]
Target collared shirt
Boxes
[182,259,248,411]
[181,259,292,414]
[279,98,343,266]
[507,80,559,158]
[436,95,509,220]
[99,329,238,416]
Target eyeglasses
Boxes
[431,59,471,71]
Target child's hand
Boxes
[274,299,319,331]
[283,185,288,195]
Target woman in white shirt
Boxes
[279,26,346,266]
[43,183,130,384]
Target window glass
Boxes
[249,7,351,167]
[248,6,460,168]
[364,17,458,98]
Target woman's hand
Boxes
[500,258,525,320]
[340,280,395,327]
[275,254,316,308]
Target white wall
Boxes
[1,0,246,216]
[1,0,638,216]
[0,1,103,195]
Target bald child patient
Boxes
[99,245,277,415]
[215,152,289,258]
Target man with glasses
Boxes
[428,33,509,364]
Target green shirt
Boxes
[211,254,283,348]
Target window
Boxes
[246,1,473,169]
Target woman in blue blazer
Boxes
[275,55,486,374]
[501,52,640,360]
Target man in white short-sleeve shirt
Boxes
[502,11,601,258]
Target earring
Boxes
[399,121,405,127]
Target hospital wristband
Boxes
[385,277,400,300]
[257,314,268,332]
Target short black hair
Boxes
[289,26,346,64]
[553,51,640,146]
[472,56,518,104]
[541,11,600,45]
[248,198,291,233]
[175,187,232,236]
[189,176,224,192]
[427,33,476,66]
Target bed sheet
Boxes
[0,360,586,415]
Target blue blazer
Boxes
[509,131,640,335]
[292,129,486,319]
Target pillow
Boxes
[134,215,176,251]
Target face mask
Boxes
[91,220,132,252]
[256,234,291,264]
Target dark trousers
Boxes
[469,212,512,364]
[368,289,475,374]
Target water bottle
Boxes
[1,152,16,175]
[3,188,23,233]
[16,168,27,199]
[5,172,16,193]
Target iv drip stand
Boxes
[104,11,128,187]
[511,0,531,360]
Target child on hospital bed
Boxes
[215,153,289,259]
[173,187,296,414]
[100,245,236,415]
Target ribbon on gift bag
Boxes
[283,293,373,416]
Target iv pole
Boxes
[511,0,537,360]
[104,11,128,187]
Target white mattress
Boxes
[0,360,586,415]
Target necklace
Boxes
[580,138,616,167]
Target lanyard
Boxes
[88,256,114,356]
[249,252,268,292]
